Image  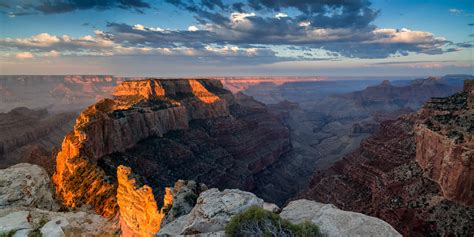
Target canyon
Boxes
[250,76,465,205]
[52,79,291,232]
[0,75,472,236]
[300,80,474,236]
[0,107,76,173]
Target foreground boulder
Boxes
[0,163,57,210]
[158,189,400,237]
[280,199,401,237]
[0,208,118,236]
[158,188,264,236]
[0,163,118,236]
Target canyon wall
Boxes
[52,79,290,236]
[0,107,76,172]
[53,79,231,217]
[300,80,474,236]
[415,80,473,205]
[117,165,172,237]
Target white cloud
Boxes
[132,24,146,31]
[275,13,288,19]
[16,52,34,59]
[133,24,164,32]
[188,25,199,32]
[449,8,462,14]
[299,21,311,27]
[230,12,256,23]
[46,50,60,57]
[149,27,165,32]
[372,28,439,44]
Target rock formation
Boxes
[0,163,117,236]
[251,77,463,206]
[0,107,76,172]
[0,163,57,210]
[53,79,289,225]
[117,165,171,237]
[415,79,473,205]
[158,189,401,237]
[280,200,401,237]
[300,80,474,236]
[0,163,401,237]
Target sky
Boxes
[0,0,473,77]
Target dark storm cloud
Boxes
[0,0,151,15]
[166,0,378,29]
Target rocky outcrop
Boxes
[0,163,118,237]
[158,189,401,237]
[0,209,118,237]
[0,163,57,210]
[117,165,172,237]
[300,82,474,236]
[281,199,401,237]
[158,188,264,236]
[0,163,401,237]
[161,179,208,225]
[415,80,473,206]
[53,79,290,223]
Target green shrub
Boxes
[0,230,17,237]
[225,206,325,237]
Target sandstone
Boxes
[280,199,401,237]
[0,211,32,235]
[158,188,264,236]
[263,202,280,213]
[0,208,118,237]
[162,180,207,225]
[300,86,474,236]
[0,163,57,210]
[0,163,117,237]
[415,81,473,206]
[53,79,290,221]
[116,165,170,237]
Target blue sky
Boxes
[0,0,472,76]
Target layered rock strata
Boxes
[117,165,172,237]
[53,79,290,224]
[0,107,76,172]
[415,79,473,205]
[300,81,474,236]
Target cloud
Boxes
[0,0,151,15]
[1,0,469,62]
[105,19,459,59]
[16,52,34,59]
[275,12,288,19]
[449,8,463,14]
[0,31,283,64]
[188,25,199,31]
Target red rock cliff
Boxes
[117,165,172,237]
[300,81,474,236]
[53,79,232,217]
[415,79,473,206]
